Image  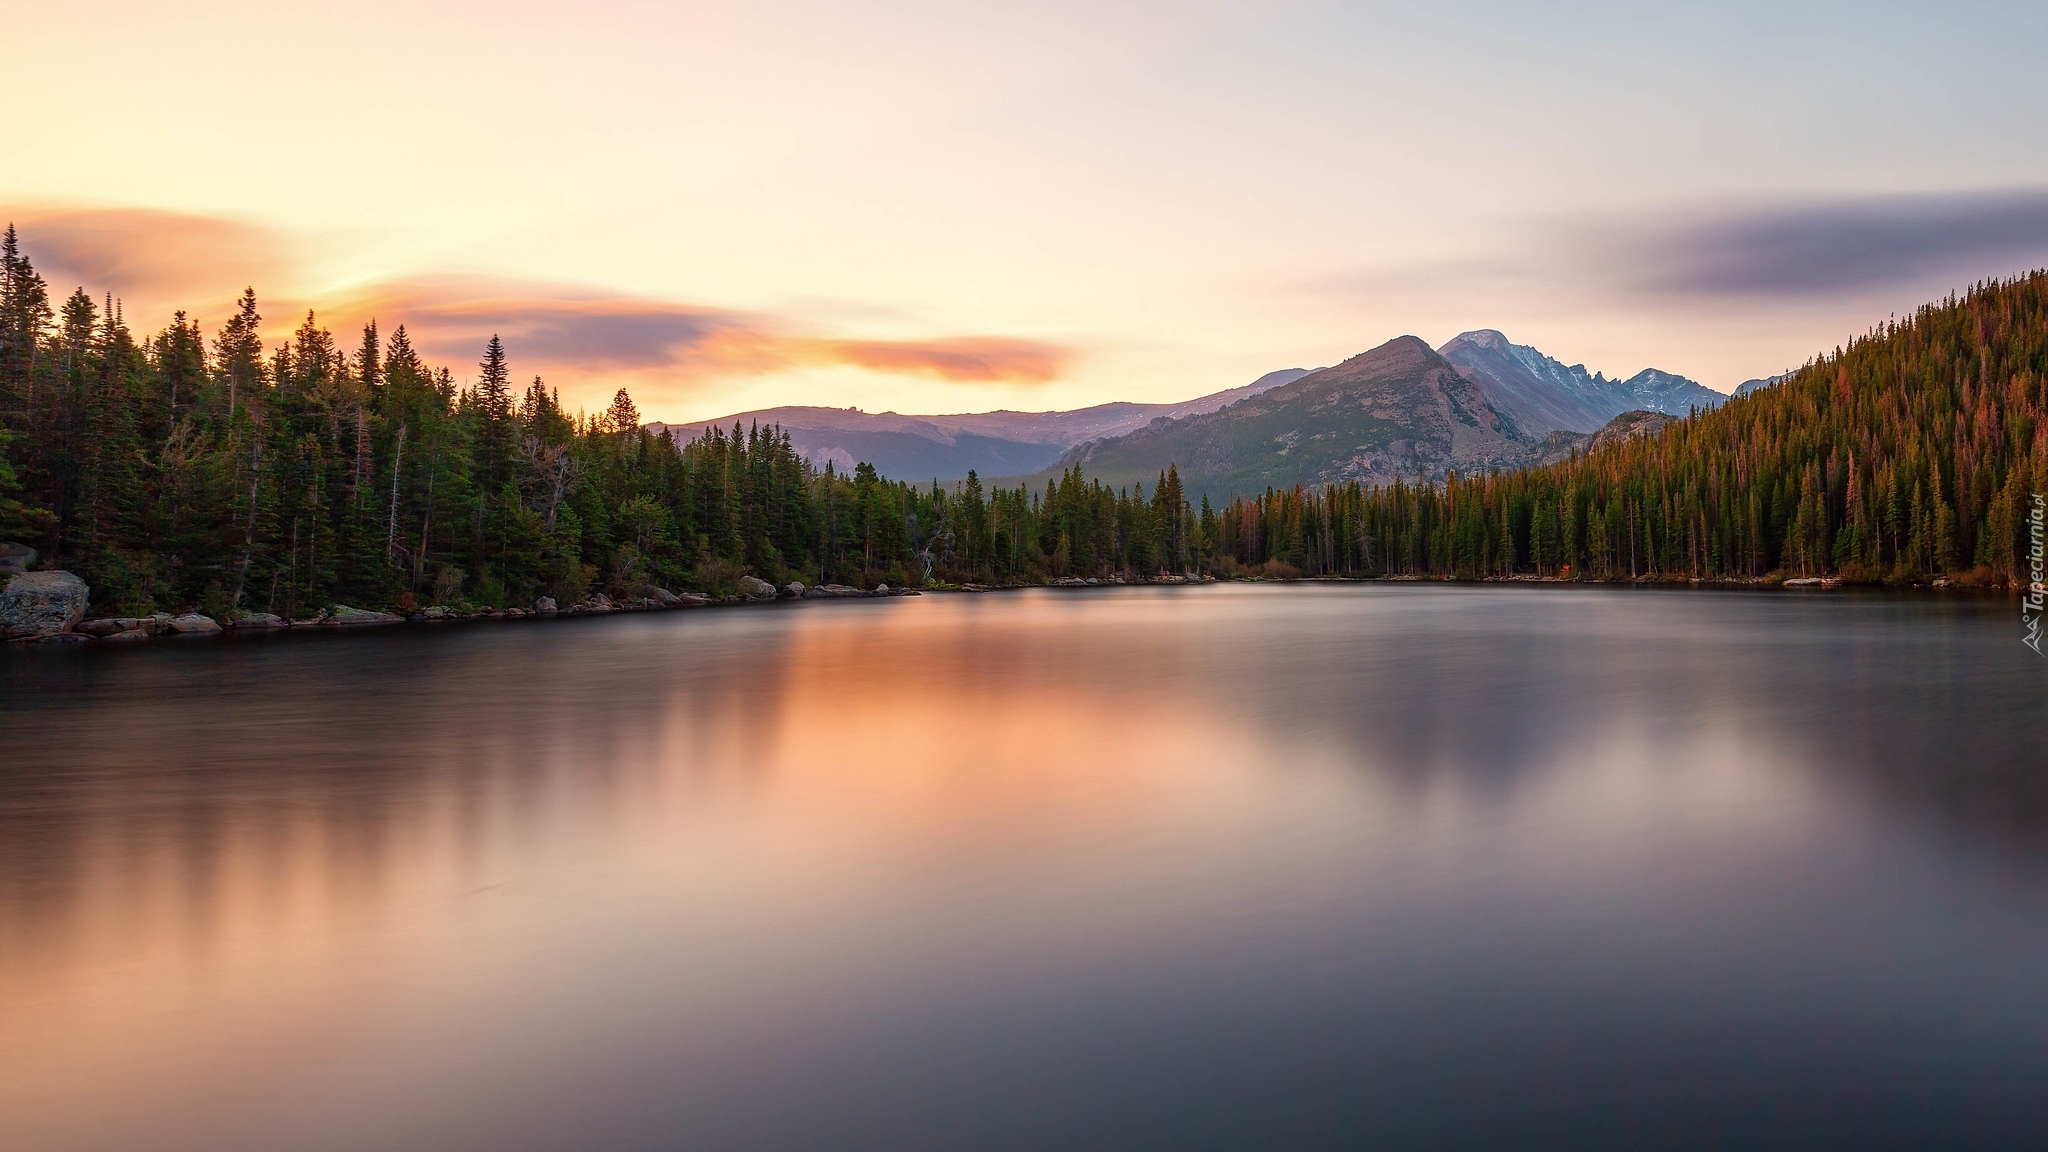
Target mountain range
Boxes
[658,332,1731,498]
[1436,330,1725,435]
[1030,332,1727,499]
[645,369,1310,482]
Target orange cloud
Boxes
[333,275,747,371]
[333,275,1069,386]
[3,205,293,310]
[799,336,1067,382]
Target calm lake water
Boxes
[4,585,2047,1150]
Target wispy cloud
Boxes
[795,336,1067,382]
[5,205,294,305]
[336,276,746,371]
[1297,188,2048,315]
[339,276,1070,386]
[1612,189,2048,300]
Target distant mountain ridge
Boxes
[1025,333,1733,501]
[1436,329,1725,434]
[646,368,1311,482]
[653,329,1738,500]
[1047,336,1544,499]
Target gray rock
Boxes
[0,542,36,576]
[144,612,175,634]
[533,596,558,616]
[783,582,807,598]
[1,570,90,638]
[78,617,142,637]
[324,605,404,626]
[874,583,889,594]
[651,587,681,605]
[102,628,151,642]
[737,575,778,600]
[168,613,222,634]
[675,593,711,606]
[423,605,451,619]
[805,583,863,598]
[234,612,288,629]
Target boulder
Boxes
[782,582,807,598]
[324,605,404,626]
[144,612,175,634]
[234,612,288,629]
[0,542,36,576]
[168,613,222,634]
[102,628,151,642]
[874,583,889,594]
[737,575,778,600]
[675,593,711,606]
[1,570,90,639]
[77,617,142,637]
[533,596,558,616]
[651,587,681,606]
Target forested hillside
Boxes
[1209,276,2048,584]
[3,216,2042,617]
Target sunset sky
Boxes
[9,0,2048,421]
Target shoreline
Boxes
[5,570,2020,650]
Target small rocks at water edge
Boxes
[323,605,405,626]
[10,569,915,648]
[800,583,916,598]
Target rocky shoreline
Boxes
[1,553,923,647]
[8,552,1970,650]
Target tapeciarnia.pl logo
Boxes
[2026,493,2045,656]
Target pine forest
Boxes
[3,221,2045,620]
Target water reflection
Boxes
[2,586,2046,1151]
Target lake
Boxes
[3,585,2047,1150]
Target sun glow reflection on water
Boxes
[2,586,2046,1150]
